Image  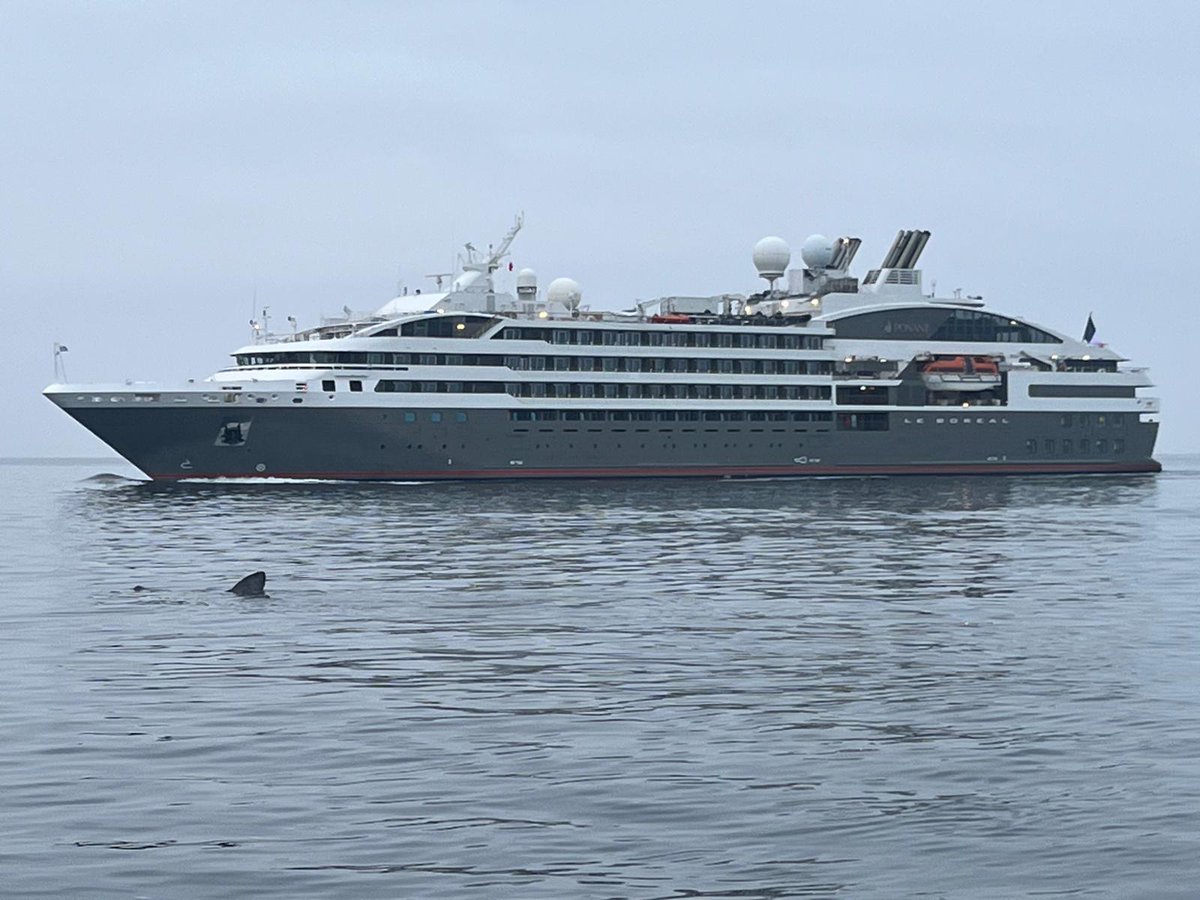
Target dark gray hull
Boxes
[56,404,1162,480]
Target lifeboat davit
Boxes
[921,356,1002,391]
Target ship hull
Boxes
[50,401,1162,481]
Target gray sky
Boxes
[3,0,1197,456]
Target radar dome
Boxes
[801,234,835,269]
[547,277,582,310]
[752,236,791,282]
[516,267,537,294]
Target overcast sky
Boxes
[3,0,1197,456]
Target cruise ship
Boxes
[44,217,1161,480]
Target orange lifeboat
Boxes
[922,356,969,373]
[921,355,1002,393]
[649,314,692,324]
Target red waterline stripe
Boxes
[150,461,1163,481]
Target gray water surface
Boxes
[3,460,1198,898]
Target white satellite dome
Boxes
[801,233,835,269]
[752,236,791,282]
[516,267,537,294]
[546,276,582,309]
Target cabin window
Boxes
[1114,439,1125,453]
[1062,438,1073,454]
[349,380,362,392]
[430,412,442,423]
[403,412,416,423]
[1026,439,1037,455]
[322,380,335,392]
[837,413,889,431]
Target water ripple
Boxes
[1,461,1198,898]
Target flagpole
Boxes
[53,342,69,382]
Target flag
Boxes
[56,344,69,353]
[1082,314,1096,343]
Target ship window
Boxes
[349,380,362,392]
[1029,385,1135,398]
[1062,438,1072,454]
[834,307,1062,343]
[430,412,442,423]
[1079,439,1089,455]
[322,380,335,392]
[1096,439,1108,453]
[1114,438,1125,453]
[1060,414,1072,428]
[1026,439,1037,455]
[837,413,889,431]
[1044,439,1055,455]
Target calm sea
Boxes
[2,458,1198,899]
